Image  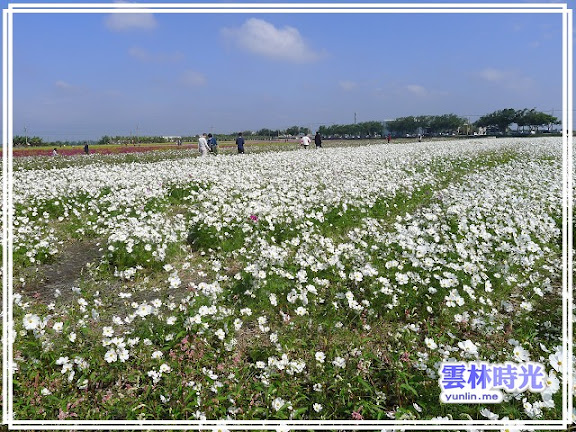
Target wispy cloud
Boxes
[105,12,157,31]
[339,80,358,91]
[405,84,429,96]
[55,80,74,90]
[476,67,535,91]
[128,47,183,63]
[180,70,207,87]
[54,80,84,95]
[221,18,323,63]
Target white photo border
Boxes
[2,2,573,430]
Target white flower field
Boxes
[6,137,570,422]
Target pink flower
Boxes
[249,214,259,222]
[351,409,364,420]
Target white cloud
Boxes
[339,80,358,91]
[55,80,73,90]
[478,67,507,82]
[405,84,429,96]
[221,18,322,63]
[128,47,183,63]
[105,12,157,31]
[54,80,83,94]
[477,67,535,91]
[180,70,207,87]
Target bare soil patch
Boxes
[18,240,103,303]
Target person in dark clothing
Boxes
[236,132,245,154]
[314,132,322,148]
[207,133,218,155]
[84,142,89,155]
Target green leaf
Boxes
[399,383,419,396]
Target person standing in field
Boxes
[236,132,245,154]
[198,133,210,157]
[207,133,218,155]
[314,132,322,148]
[300,134,311,149]
[84,142,89,155]
[52,148,58,156]
[387,133,391,143]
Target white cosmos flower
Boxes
[458,339,479,358]
[480,407,499,419]
[159,363,171,373]
[424,337,437,350]
[542,370,559,395]
[118,348,130,362]
[271,397,286,411]
[104,350,117,363]
[269,293,277,306]
[395,273,409,285]
[23,314,41,330]
[315,352,326,363]
[136,303,153,317]
[151,350,163,360]
[295,306,308,316]
[549,350,564,373]
[512,346,530,362]
[332,356,346,368]
[55,356,69,365]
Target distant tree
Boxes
[13,135,28,146]
[285,126,300,136]
[98,135,111,145]
[28,136,44,146]
[515,108,559,133]
[14,135,45,146]
[475,108,517,134]
[386,116,418,135]
[429,114,467,135]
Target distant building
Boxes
[162,136,182,142]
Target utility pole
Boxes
[354,112,357,124]
[24,126,29,146]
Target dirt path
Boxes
[18,240,103,303]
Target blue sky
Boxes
[9,1,565,140]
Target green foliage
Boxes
[13,135,44,146]
[475,108,558,134]
[386,114,467,136]
[318,121,385,138]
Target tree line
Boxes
[475,108,559,134]
[13,108,560,147]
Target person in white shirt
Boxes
[198,133,210,156]
[300,134,311,149]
